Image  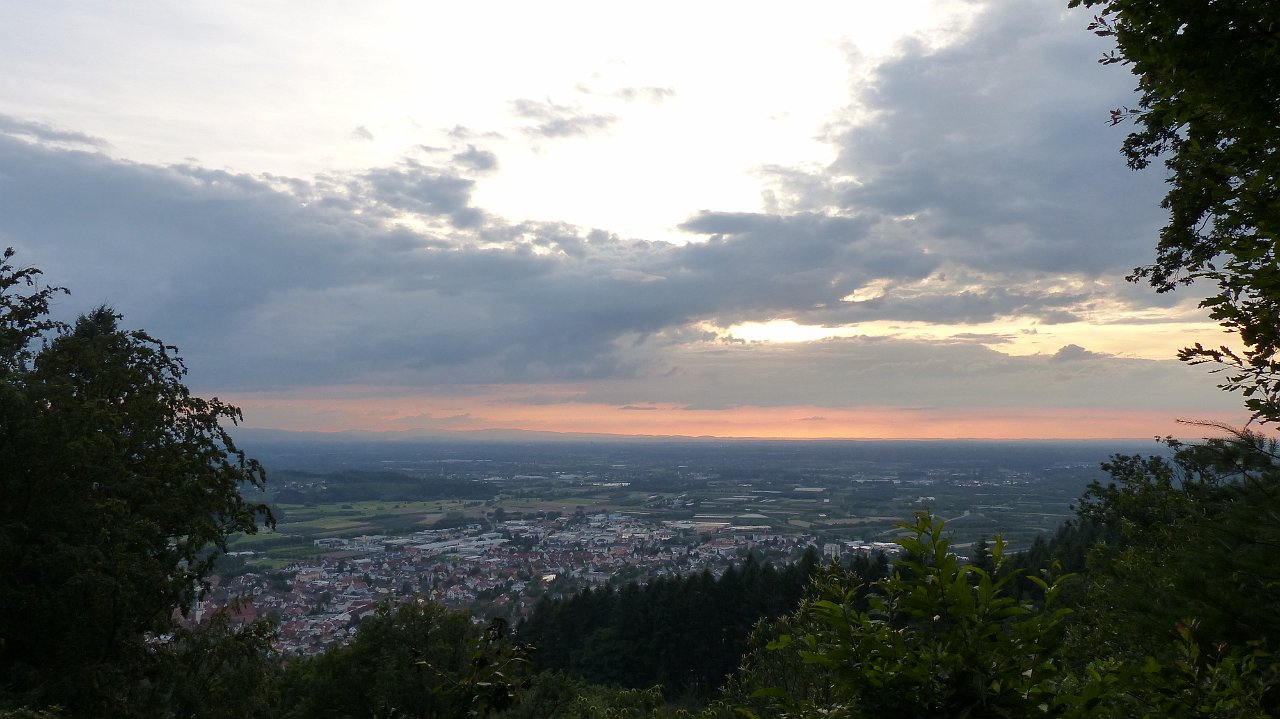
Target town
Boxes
[197,437,1141,655]
[198,511,880,655]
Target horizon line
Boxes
[236,425,1175,443]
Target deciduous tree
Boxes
[280,602,528,719]
[0,249,272,715]
[744,514,1076,718]
[1069,0,1280,420]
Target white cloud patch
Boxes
[510,98,618,139]
[575,82,676,104]
[452,145,498,173]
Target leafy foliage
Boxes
[728,505,1280,717]
[745,514,1074,718]
[146,615,282,719]
[0,249,271,715]
[1068,0,1280,420]
[1069,431,1280,705]
[517,550,827,698]
[537,686,691,719]
[1058,622,1276,718]
[279,602,529,719]
[0,248,67,374]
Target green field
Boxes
[229,461,1091,570]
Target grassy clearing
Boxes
[280,518,370,533]
[228,531,299,546]
[270,500,468,536]
[244,557,294,571]
[822,516,899,526]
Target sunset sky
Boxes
[0,0,1248,439]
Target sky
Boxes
[0,0,1251,439]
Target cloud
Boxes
[510,98,618,138]
[0,114,109,149]
[676,211,935,321]
[764,0,1167,281]
[803,271,1095,326]
[389,412,477,427]
[629,0,1177,333]
[350,125,374,141]
[357,159,483,228]
[617,86,675,103]
[0,0,1232,426]
[452,145,497,172]
[569,335,1233,414]
[575,83,676,104]
[1051,343,1106,362]
[948,333,1014,345]
[0,131,684,388]
[0,126,1234,420]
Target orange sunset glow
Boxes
[228,389,1248,440]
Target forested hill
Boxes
[516,549,854,696]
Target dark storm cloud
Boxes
[510,98,618,138]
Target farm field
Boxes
[226,438,1139,567]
